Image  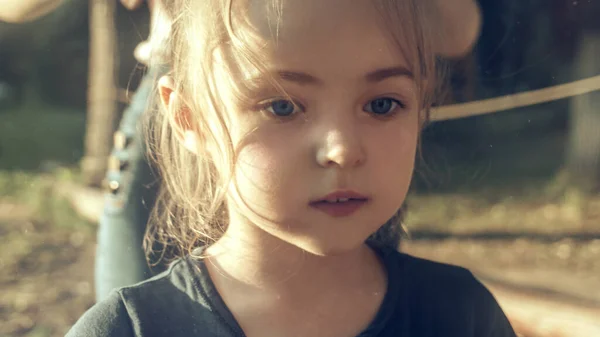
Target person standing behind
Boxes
[88,0,174,301]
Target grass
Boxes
[0,102,86,171]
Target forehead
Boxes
[246,0,409,79]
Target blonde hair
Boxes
[144,0,443,263]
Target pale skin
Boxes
[160,1,422,336]
[436,0,482,58]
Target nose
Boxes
[316,121,366,169]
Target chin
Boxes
[296,235,368,257]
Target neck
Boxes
[205,216,384,300]
[204,215,388,337]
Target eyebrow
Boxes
[270,66,414,86]
[276,71,322,85]
[365,66,414,82]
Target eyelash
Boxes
[363,97,408,118]
[255,98,305,118]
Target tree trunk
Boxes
[567,32,600,191]
[82,0,118,187]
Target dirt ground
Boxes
[0,201,95,337]
[1,199,600,337]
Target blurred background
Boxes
[0,0,599,336]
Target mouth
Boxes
[310,191,369,217]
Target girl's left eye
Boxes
[263,99,301,117]
[363,97,404,116]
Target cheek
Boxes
[372,114,418,158]
[235,144,279,192]
[232,129,303,205]
[369,118,418,194]
[392,127,418,172]
[230,144,280,220]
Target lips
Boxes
[310,191,369,217]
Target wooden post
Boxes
[567,32,600,191]
[82,0,118,187]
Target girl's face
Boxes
[219,0,420,255]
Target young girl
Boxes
[68,0,516,336]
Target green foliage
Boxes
[0,104,86,170]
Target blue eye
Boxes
[364,98,403,115]
[265,99,298,117]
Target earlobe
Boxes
[158,75,175,110]
[157,75,201,155]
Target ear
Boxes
[158,75,201,155]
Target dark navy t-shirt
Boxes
[66,244,517,337]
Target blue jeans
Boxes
[94,66,165,301]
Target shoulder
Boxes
[399,252,481,292]
[387,250,489,307]
[67,258,205,337]
[387,250,517,336]
[378,246,478,289]
[66,291,134,337]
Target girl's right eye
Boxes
[261,99,302,117]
